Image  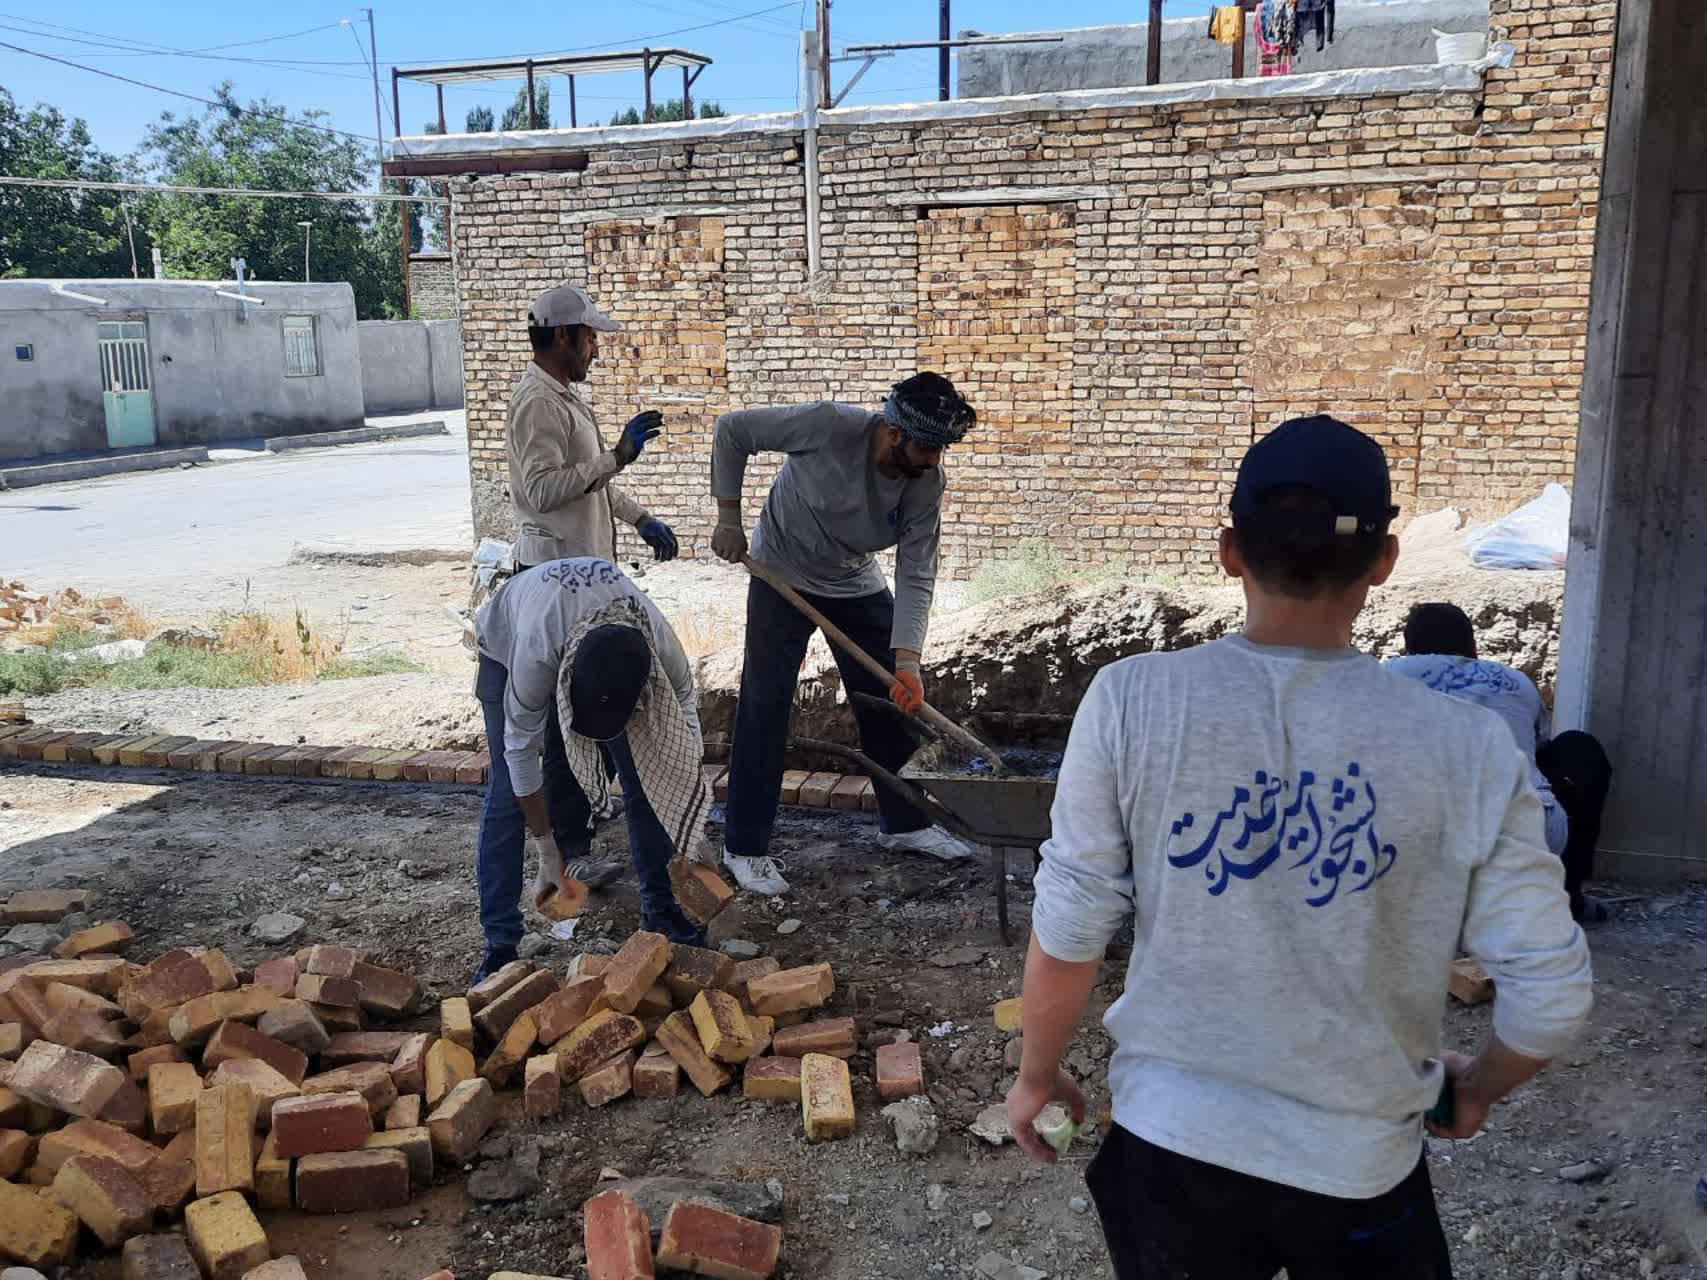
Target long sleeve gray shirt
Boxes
[710,401,945,654]
[1032,636,1593,1199]
[474,559,696,797]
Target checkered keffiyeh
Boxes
[555,596,714,864]
[883,384,976,449]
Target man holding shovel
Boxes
[471,557,711,982]
[709,374,980,896]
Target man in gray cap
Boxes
[507,284,678,569]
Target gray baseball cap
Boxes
[529,284,621,332]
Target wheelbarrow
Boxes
[790,724,1057,944]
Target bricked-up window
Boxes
[1249,186,1440,509]
[585,216,728,560]
[917,204,1077,574]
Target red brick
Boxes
[351,961,420,1018]
[36,1117,159,1177]
[655,1011,731,1097]
[532,976,608,1045]
[467,961,533,1013]
[118,949,216,1020]
[771,1017,857,1060]
[472,969,559,1042]
[577,1051,636,1108]
[741,1056,802,1102]
[875,1041,924,1100]
[253,958,298,999]
[10,1040,144,1127]
[398,753,434,782]
[123,1233,202,1280]
[584,1187,655,1280]
[454,752,490,785]
[295,973,362,1009]
[663,945,735,1006]
[256,1001,331,1056]
[390,1032,435,1096]
[301,1062,397,1115]
[294,1148,410,1213]
[204,1020,309,1086]
[426,1078,496,1162]
[308,1001,364,1033]
[53,1153,153,1247]
[603,932,673,1015]
[523,1055,560,1118]
[302,946,360,979]
[271,1091,373,1159]
[169,987,284,1046]
[139,1154,197,1216]
[322,1031,414,1067]
[41,1007,129,1057]
[656,1200,783,1280]
[632,1050,680,1100]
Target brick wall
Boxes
[447,0,1613,577]
[408,255,457,321]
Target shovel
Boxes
[741,556,1007,776]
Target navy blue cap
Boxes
[1231,415,1399,535]
[569,624,651,742]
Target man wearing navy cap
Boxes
[1006,415,1593,1278]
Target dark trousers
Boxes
[1536,729,1613,918]
[724,577,928,855]
[1088,1125,1453,1280]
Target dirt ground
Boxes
[2,763,1703,1280]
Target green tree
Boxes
[465,105,495,132]
[138,85,402,318]
[607,99,727,126]
[0,87,143,278]
[501,83,551,131]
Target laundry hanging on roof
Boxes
[1296,0,1336,53]
[1208,5,1246,45]
[1257,0,1299,76]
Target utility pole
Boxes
[298,221,313,282]
[1146,0,1164,86]
[816,0,832,109]
[363,8,386,185]
[938,0,951,100]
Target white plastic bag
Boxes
[1463,484,1570,570]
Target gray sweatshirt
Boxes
[474,559,695,797]
[710,401,945,654]
[1032,636,1592,1199]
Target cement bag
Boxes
[1463,483,1570,570]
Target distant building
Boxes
[957,0,1490,98]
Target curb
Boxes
[0,447,210,489]
[0,725,879,812]
[264,421,449,452]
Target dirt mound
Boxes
[695,565,1564,746]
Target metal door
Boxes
[97,319,156,448]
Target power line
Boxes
[0,174,446,204]
[386,2,801,64]
[0,15,357,61]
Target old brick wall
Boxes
[408,255,457,321]
[448,0,1613,577]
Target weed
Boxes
[321,651,424,680]
[966,542,1136,605]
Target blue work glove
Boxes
[613,410,663,466]
[638,517,678,562]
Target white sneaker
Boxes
[880,825,977,862]
[723,849,790,896]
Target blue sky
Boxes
[0,0,1216,161]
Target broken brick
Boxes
[426,1077,496,1163]
[195,1082,257,1197]
[746,964,834,1018]
[730,957,781,995]
[126,1043,187,1083]
[301,1062,397,1115]
[204,1020,309,1086]
[36,1117,159,1177]
[253,958,298,999]
[294,974,362,1009]
[669,861,734,924]
[423,1039,476,1107]
[362,1126,433,1188]
[0,1177,81,1267]
[480,1010,538,1088]
[383,1093,422,1131]
[294,1148,410,1213]
[351,961,420,1018]
[53,1153,153,1247]
[771,1017,857,1061]
[123,1234,202,1280]
[271,1091,372,1159]
[568,954,612,980]
[472,969,560,1043]
[321,1031,414,1068]
[632,1049,680,1100]
[584,1187,654,1280]
[184,1190,270,1280]
[742,1057,802,1102]
[440,997,475,1051]
[256,1001,331,1056]
[551,1010,647,1083]
[875,1041,924,1100]
[655,1011,732,1097]
[800,1053,855,1142]
[656,1200,783,1280]
[148,1060,203,1134]
[389,1032,435,1096]
[206,1059,299,1129]
[253,1132,291,1210]
[603,932,673,1015]
[663,946,735,1006]
[531,976,608,1045]
[53,921,134,960]
[689,990,757,1064]
[0,1020,26,1060]
[577,1051,637,1108]
[466,960,533,1013]
[524,1055,560,1118]
[992,997,1024,1033]
[1449,958,1495,1005]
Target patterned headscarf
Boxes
[883,377,977,449]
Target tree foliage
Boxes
[606,99,727,126]
[0,86,142,279]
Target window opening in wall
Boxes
[15,344,32,361]
[282,314,321,377]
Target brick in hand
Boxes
[584,1188,655,1280]
[656,1200,783,1280]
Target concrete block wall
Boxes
[448,0,1613,577]
[357,320,464,416]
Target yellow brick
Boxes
[195,1083,257,1198]
[185,1190,270,1280]
[800,1053,854,1142]
[440,997,475,1052]
[0,1176,80,1265]
[148,1061,203,1135]
[254,1130,292,1210]
[993,998,1024,1033]
[480,1011,538,1089]
[424,1039,476,1107]
[688,990,755,1065]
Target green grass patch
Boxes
[320,651,424,680]
[0,641,421,697]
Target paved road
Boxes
[4,413,472,608]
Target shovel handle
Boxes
[741,555,1006,774]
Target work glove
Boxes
[638,517,678,562]
[890,656,926,717]
[613,410,663,467]
[710,516,748,565]
[528,830,565,903]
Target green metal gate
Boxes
[97,319,157,449]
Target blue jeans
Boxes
[476,654,688,952]
[724,577,929,856]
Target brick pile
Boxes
[0,890,473,1273]
[586,1186,783,1280]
